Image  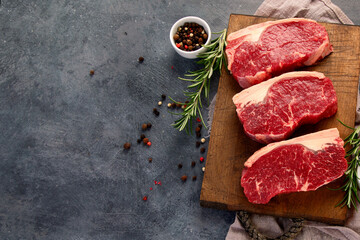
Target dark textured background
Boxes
[0,0,359,239]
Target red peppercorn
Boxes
[147,141,152,146]
[171,66,174,69]
[158,181,161,185]
[150,187,153,190]
[196,117,201,122]
[143,196,148,201]
[200,157,204,162]
[184,45,188,49]
[154,180,157,184]
[176,43,181,48]
[143,138,149,144]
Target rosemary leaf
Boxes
[171,28,227,132]
[336,121,360,209]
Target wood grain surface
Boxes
[200,14,360,225]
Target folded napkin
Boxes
[225,0,360,239]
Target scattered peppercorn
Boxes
[196,132,201,138]
[178,163,183,169]
[89,70,95,76]
[167,103,172,108]
[198,124,202,129]
[143,196,148,201]
[137,139,141,144]
[150,187,153,190]
[191,161,196,167]
[201,138,206,143]
[123,142,131,150]
[171,103,176,108]
[173,22,208,52]
[140,134,146,140]
[143,138,149,144]
[196,117,201,122]
[124,32,127,35]
[176,103,182,108]
[147,123,152,129]
[147,141,152,146]
[138,56,144,63]
[202,167,205,172]
[148,157,152,163]
[192,176,197,181]
[196,141,201,148]
[200,157,204,162]
[161,94,166,100]
[200,147,206,153]
[153,108,160,116]
[142,123,148,130]
[181,175,187,182]
[195,127,201,133]
[158,101,162,106]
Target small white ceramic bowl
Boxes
[169,16,211,59]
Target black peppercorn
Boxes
[161,94,166,100]
[140,134,146,140]
[142,123,148,130]
[200,147,206,153]
[196,141,201,148]
[195,127,201,133]
[138,56,144,63]
[178,163,183,169]
[192,176,197,181]
[89,70,95,76]
[191,161,196,167]
[147,123,152,129]
[137,139,141,144]
[153,108,160,116]
[196,132,201,138]
[148,157,152,163]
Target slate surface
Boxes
[0,0,359,239]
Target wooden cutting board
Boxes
[200,14,360,225]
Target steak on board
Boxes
[226,18,333,88]
[241,128,347,204]
[232,71,337,144]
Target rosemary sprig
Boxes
[336,120,360,209]
[170,28,227,133]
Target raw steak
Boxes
[226,18,333,88]
[232,71,337,144]
[241,128,347,204]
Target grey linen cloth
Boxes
[223,0,360,239]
